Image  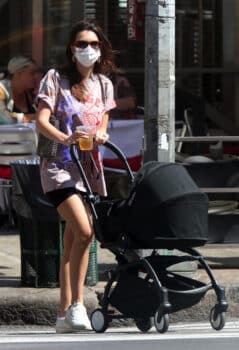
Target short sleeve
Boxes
[101,76,116,112]
[36,69,60,113]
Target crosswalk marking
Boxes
[0,322,239,344]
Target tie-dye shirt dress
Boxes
[37,69,116,196]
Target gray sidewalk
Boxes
[0,227,239,326]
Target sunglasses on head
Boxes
[73,40,101,49]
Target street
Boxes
[0,321,239,350]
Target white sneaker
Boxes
[65,302,92,330]
[55,317,73,333]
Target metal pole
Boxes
[32,0,43,67]
[144,0,175,163]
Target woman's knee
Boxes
[75,228,94,246]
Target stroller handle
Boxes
[103,140,135,183]
[70,141,135,183]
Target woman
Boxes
[36,20,116,333]
[0,56,37,124]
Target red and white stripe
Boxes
[102,120,144,171]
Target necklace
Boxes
[71,78,89,103]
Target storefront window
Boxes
[43,0,72,68]
[175,0,239,134]
[0,0,34,72]
[1,0,239,131]
[0,0,9,72]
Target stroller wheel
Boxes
[91,309,108,333]
[135,318,153,333]
[154,311,169,333]
[209,306,226,331]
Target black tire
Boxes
[209,306,226,331]
[91,309,108,333]
[154,311,169,333]
[135,318,153,333]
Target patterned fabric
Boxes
[37,69,116,196]
[0,79,15,124]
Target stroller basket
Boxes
[109,262,208,318]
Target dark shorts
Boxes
[45,187,86,208]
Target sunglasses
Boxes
[73,40,101,49]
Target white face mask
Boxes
[74,46,101,67]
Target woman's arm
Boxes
[36,100,71,146]
[99,112,109,133]
[36,100,97,147]
[95,112,109,144]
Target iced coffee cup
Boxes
[76,125,95,151]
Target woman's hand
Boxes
[63,129,90,146]
[95,129,109,144]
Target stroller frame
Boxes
[70,143,228,333]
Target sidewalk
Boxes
[0,226,239,326]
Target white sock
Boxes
[72,301,83,306]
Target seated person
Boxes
[0,56,38,124]
[109,69,137,119]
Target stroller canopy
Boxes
[102,161,209,249]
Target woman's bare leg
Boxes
[57,194,93,305]
[59,223,73,317]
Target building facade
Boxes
[1,0,239,134]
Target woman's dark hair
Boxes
[62,19,116,87]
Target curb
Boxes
[0,286,98,326]
[0,230,238,327]
[0,283,238,326]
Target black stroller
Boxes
[70,142,228,333]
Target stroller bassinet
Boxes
[70,142,228,333]
[98,160,208,249]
